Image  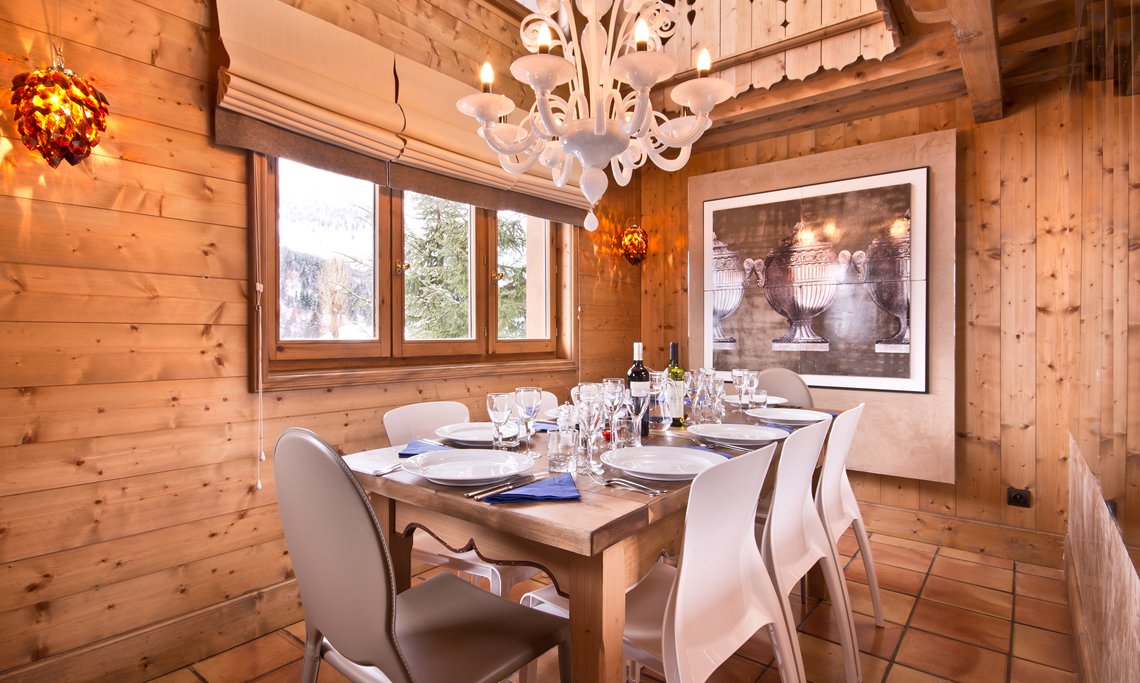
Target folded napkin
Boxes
[532,421,559,433]
[398,439,453,457]
[484,473,581,504]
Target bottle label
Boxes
[630,381,650,396]
[667,379,684,418]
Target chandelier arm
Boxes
[536,92,571,138]
[644,140,693,172]
[480,123,542,156]
[499,152,542,174]
[551,153,574,188]
[621,89,652,137]
[649,114,711,148]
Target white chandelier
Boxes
[457,0,734,231]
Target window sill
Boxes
[256,357,579,392]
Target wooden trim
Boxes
[262,357,580,392]
[947,0,1005,121]
[491,214,558,355]
[861,502,1064,567]
[1065,540,1093,683]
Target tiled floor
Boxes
[151,531,1076,683]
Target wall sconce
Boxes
[10,42,109,168]
[620,220,648,265]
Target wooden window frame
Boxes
[249,153,577,391]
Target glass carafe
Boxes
[645,371,672,433]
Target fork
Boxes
[586,470,665,496]
[370,463,403,477]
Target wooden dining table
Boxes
[348,416,800,683]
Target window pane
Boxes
[403,191,475,340]
[277,159,376,341]
[496,211,549,340]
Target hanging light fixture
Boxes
[457,0,733,231]
[10,10,109,169]
[620,219,648,264]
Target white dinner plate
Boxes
[724,395,788,406]
[744,408,833,425]
[685,423,790,446]
[435,422,518,445]
[400,449,534,486]
[601,446,725,482]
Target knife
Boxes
[464,474,533,498]
[473,473,548,502]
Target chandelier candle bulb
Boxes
[634,18,650,51]
[480,61,494,93]
[537,24,552,55]
[696,48,711,78]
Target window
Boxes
[251,155,571,388]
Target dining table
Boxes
[345,409,822,683]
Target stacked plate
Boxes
[723,395,788,407]
[400,450,534,486]
[744,408,832,426]
[685,423,790,447]
[601,446,725,482]
[435,422,518,446]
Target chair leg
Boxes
[488,569,505,597]
[777,593,808,683]
[819,557,862,683]
[852,518,884,627]
[301,627,322,683]
[556,640,573,683]
[624,658,643,683]
[767,621,806,683]
[518,660,538,683]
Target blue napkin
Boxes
[684,445,732,459]
[484,473,581,504]
[532,421,559,433]
[398,439,453,457]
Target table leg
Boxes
[568,541,628,683]
[370,493,412,592]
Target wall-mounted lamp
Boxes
[621,220,648,265]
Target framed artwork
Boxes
[702,168,928,393]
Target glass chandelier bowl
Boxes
[457,0,734,231]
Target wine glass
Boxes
[486,392,515,451]
[514,386,543,455]
[623,388,649,447]
[683,371,699,425]
[576,394,605,474]
[602,377,626,435]
[745,370,763,408]
[730,368,748,411]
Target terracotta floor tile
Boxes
[1014,594,1072,634]
[1012,623,1076,672]
[192,633,301,683]
[1009,657,1078,682]
[845,581,916,624]
[869,534,940,554]
[797,633,889,683]
[921,575,1013,620]
[937,547,1014,570]
[149,669,202,683]
[884,665,953,682]
[837,534,861,557]
[1015,562,1064,580]
[845,557,927,596]
[250,659,351,683]
[756,666,783,682]
[930,556,1013,592]
[1015,573,1068,605]
[895,630,1008,683]
[799,602,904,660]
[908,599,1011,653]
[706,654,770,683]
[859,541,935,574]
[735,627,775,666]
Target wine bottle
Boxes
[627,341,651,437]
[666,342,685,427]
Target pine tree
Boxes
[404,193,474,339]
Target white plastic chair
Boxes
[520,444,804,683]
[383,401,539,597]
[757,368,813,407]
[816,404,884,627]
[273,428,571,683]
[759,417,862,683]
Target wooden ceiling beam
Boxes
[947,0,1005,121]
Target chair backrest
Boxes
[274,428,413,683]
[663,444,780,683]
[383,401,470,445]
[815,404,866,541]
[761,418,833,597]
[757,368,813,407]
[540,390,559,413]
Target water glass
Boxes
[547,429,577,473]
[612,415,640,448]
[514,386,543,454]
[486,392,515,450]
[754,389,768,409]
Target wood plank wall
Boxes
[639,83,1139,561]
[0,0,638,679]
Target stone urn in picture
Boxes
[710,233,745,349]
[750,222,850,352]
[853,214,912,353]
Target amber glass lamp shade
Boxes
[621,222,648,265]
[10,66,110,168]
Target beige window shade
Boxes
[214,0,586,223]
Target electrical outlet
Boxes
[1007,486,1032,508]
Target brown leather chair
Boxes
[274,427,571,683]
